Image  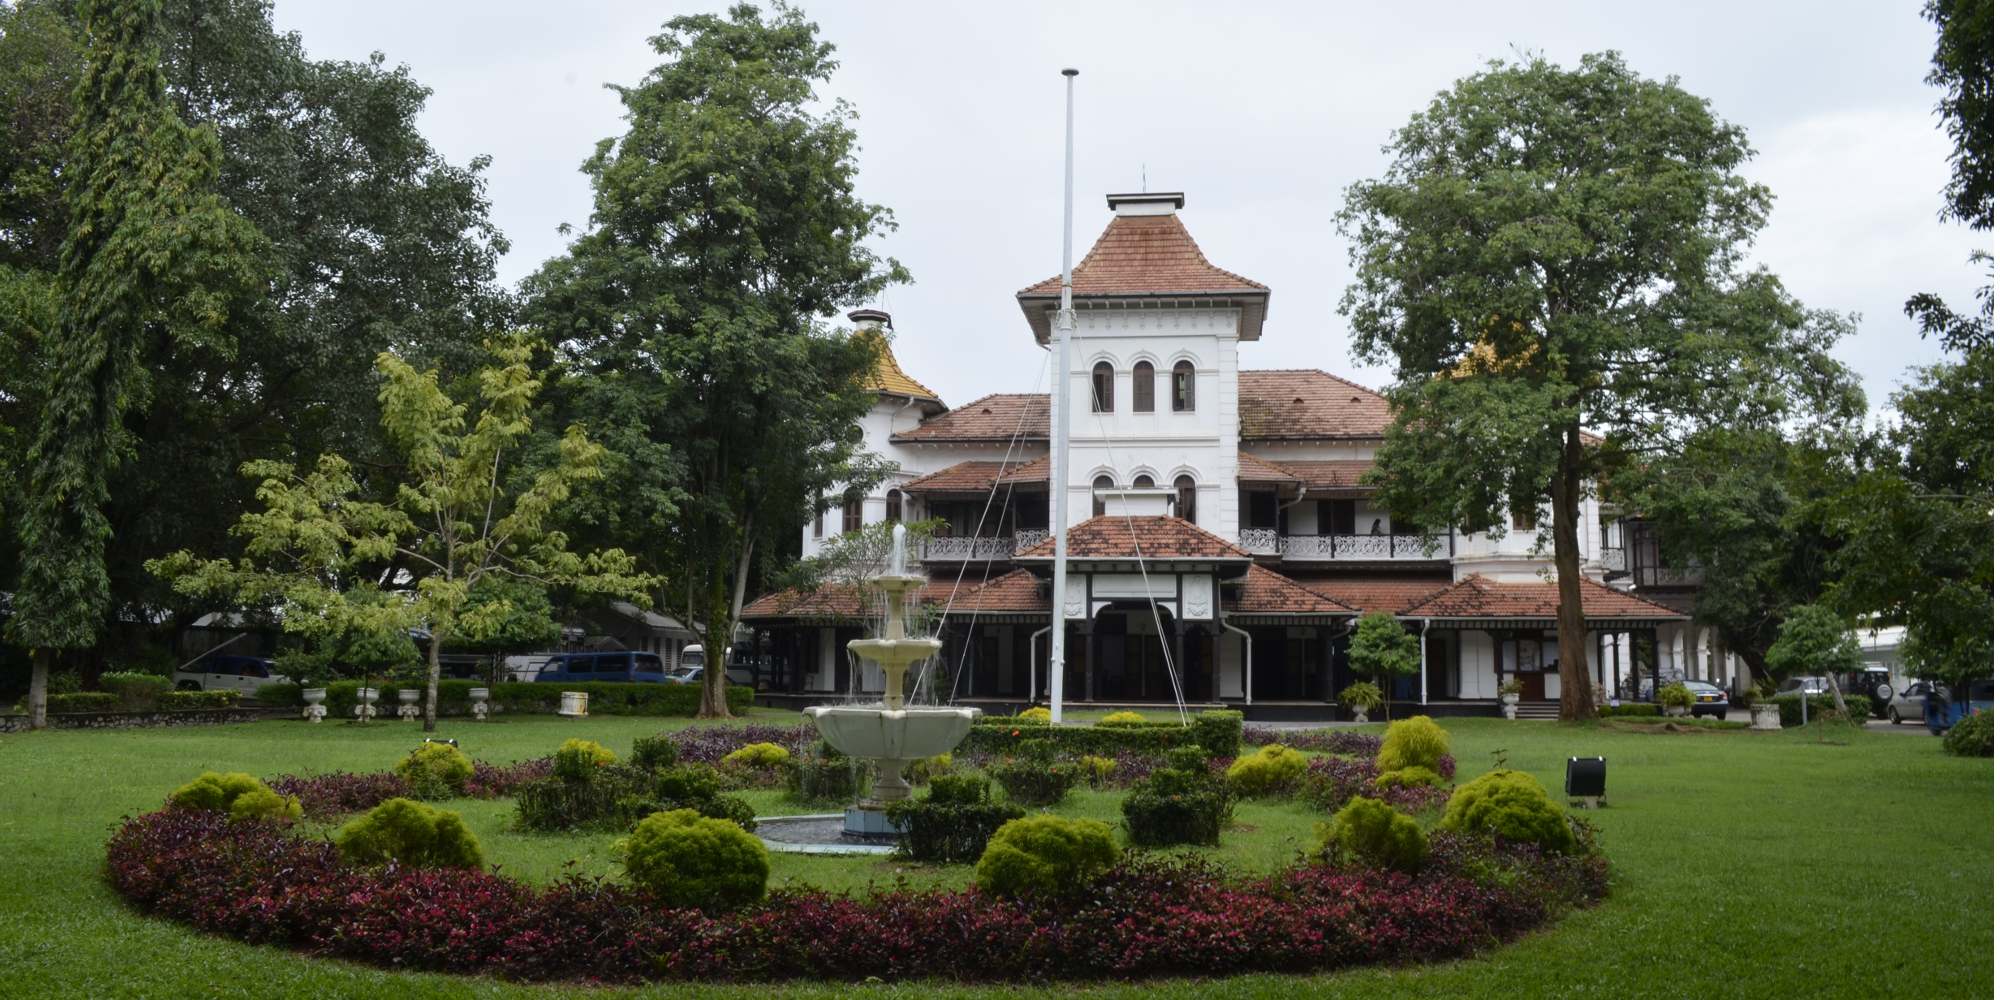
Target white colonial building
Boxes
[748,192,1713,719]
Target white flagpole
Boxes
[1049,67,1078,725]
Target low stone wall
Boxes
[0,706,293,734]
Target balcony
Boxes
[1237,530,1452,562]
[921,530,1049,563]
[1600,546,1627,573]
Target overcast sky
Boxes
[273,1,1984,416]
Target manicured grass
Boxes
[0,713,1988,998]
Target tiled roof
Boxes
[1236,452,1301,484]
[892,393,1049,443]
[1239,370,1393,441]
[1398,575,1687,621]
[901,459,1045,495]
[1017,515,1249,560]
[1018,214,1267,298]
[1226,565,1356,615]
[742,574,1010,621]
[857,328,942,406]
[996,455,1049,485]
[938,569,1045,614]
[1290,575,1453,615]
[1278,460,1376,492]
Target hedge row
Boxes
[252,680,751,718]
[1769,693,1872,727]
[959,710,1243,758]
[1596,704,1662,718]
[25,690,241,715]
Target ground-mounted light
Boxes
[1566,756,1606,807]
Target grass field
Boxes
[0,710,1989,998]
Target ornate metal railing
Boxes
[1600,546,1627,573]
[1274,533,1450,561]
[921,536,1017,561]
[1237,528,1279,555]
[1013,529,1049,552]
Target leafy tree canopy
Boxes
[1763,604,1863,681]
[1348,612,1421,680]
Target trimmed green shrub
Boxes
[253,682,304,707]
[901,752,953,786]
[1439,769,1577,854]
[227,787,304,825]
[988,743,1083,807]
[1944,710,1993,758]
[1771,692,1872,727]
[336,798,484,868]
[1122,745,1232,847]
[720,742,791,769]
[1659,683,1696,709]
[1597,703,1663,718]
[1078,754,1117,789]
[318,679,754,718]
[619,808,768,911]
[168,772,268,812]
[1015,706,1052,724]
[1375,765,1445,790]
[785,743,859,804]
[973,815,1118,899]
[1320,796,1426,873]
[42,692,119,714]
[157,690,239,710]
[100,671,170,711]
[1376,715,1450,773]
[961,709,1242,760]
[1097,711,1148,727]
[886,773,1026,863]
[1192,710,1244,757]
[514,765,653,832]
[630,735,681,772]
[1226,743,1307,797]
[395,742,476,800]
[552,739,616,780]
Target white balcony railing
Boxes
[1600,546,1628,573]
[922,536,1019,562]
[1013,529,1049,552]
[1237,528,1279,555]
[1280,533,1449,561]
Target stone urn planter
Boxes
[397,687,421,721]
[559,690,589,717]
[469,687,490,721]
[1751,703,1782,731]
[354,687,380,721]
[301,687,327,724]
[1350,706,1370,723]
[1500,692,1520,720]
[1665,704,1691,718]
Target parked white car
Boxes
[173,655,286,695]
[1888,681,1937,725]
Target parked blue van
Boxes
[1924,679,1993,734]
[532,651,669,684]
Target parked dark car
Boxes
[1682,680,1730,720]
[532,651,668,684]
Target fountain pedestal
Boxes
[801,541,979,841]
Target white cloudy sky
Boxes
[274,0,1985,414]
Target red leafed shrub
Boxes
[1302,755,1450,815]
[1243,726,1382,756]
[265,771,411,821]
[465,757,554,798]
[105,806,1605,984]
[664,724,815,765]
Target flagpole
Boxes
[1048,67,1078,725]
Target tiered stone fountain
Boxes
[801,525,980,840]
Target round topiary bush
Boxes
[1374,765,1445,791]
[335,797,485,868]
[720,742,792,769]
[395,742,475,800]
[1320,796,1426,873]
[1438,769,1577,854]
[619,808,769,911]
[167,771,271,812]
[974,815,1118,899]
[552,739,617,781]
[1015,706,1052,724]
[630,734,681,772]
[1097,710,1148,727]
[227,786,304,825]
[1376,715,1450,773]
[1226,743,1308,797]
[1944,710,1993,757]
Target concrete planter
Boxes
[469,687,490,721]
[301,688,327,724]
[559,690,589,717]
[1349,707,1371,723]
[354,687,379,721]
[1665,704,1691,718]
[1751,703,1782,731]
[1500,692,1519,720]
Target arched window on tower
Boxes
[1091,361,1115,413]
[1092,474,1114,517]
[1171,360,1196,412]
[842,492,863,533]
[884,489,902,524]
[1132,360,1155,412]
[1132,474,1155,488]
[1175,475,1197,522]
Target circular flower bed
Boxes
[104,724,1609,984]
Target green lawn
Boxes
[0,712,1988,998]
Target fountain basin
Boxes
[802,705,979,762]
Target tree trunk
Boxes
[1552,427,1593,722]
[27,648,51,730]
[698,570,734,719]
[423,633,441,733]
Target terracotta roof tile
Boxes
[996,455,1050,485]
[892,393,1049,443]
[857,328,942,406]
[743,572,1015,621]
[1018,214,1267,298]
[1226,565,1356,614]
[1017,515,1249,560]
[1278,460,1376,492]
[901,459,1046,495]
[1398,575,1687,621]
[938,569,1045,614]
[1238,370,1392,441]
[1290,574,1454,615]
[1236,452,1301,484]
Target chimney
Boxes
[847,308,891,331]
[1105,191,1184,217]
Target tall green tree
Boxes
[151,335,654,731]
[524,3,904,717]
[8,0,261,728]
[1346,612,1421,720]
[1338,52,1856,721]
[1919,0,1992,232]
[0,0,507,660]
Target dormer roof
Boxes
[855,327,945,414]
